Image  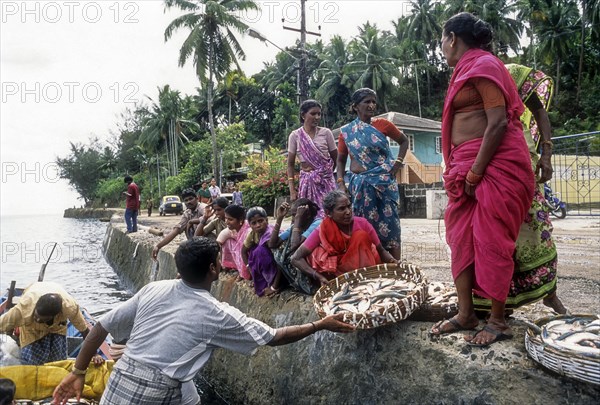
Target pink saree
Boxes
[220,221,252,280]
[442,48,535,302]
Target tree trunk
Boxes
[207,47,219,184]
[577,0,586,103]
[555,57,561,106]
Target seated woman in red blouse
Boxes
[291,190,400,286]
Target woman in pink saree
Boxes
[430,13,534,346]
[287,100,337,215]
[217,204,252,280]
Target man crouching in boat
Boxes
[53,237,354,404]
[0,282,102,366]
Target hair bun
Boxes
[473,19,493,46]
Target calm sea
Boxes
[0,214,132,316]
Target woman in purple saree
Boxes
[287,100,337,215]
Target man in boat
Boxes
[151,188,205,259]
[53,237,354,404]
[0,282,102,366]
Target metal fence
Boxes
[550,131,600,216]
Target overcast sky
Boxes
[1,0,409,216]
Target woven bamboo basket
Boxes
[409,282,459,322]
[524,314,600,386]
[313,262,427,330]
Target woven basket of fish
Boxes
[408,282,459,322]
[524,314,600,385]
[313,263,427,329]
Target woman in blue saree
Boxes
[336,88,409,259]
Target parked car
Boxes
[220,193,233,203]
[159,195,183,216]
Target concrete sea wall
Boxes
[102,223,599,404]
[64,208,119,220]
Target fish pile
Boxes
[425,282,458,307]
[540,317,600,354]
[318,277,424,327]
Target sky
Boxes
[0,0,410,216]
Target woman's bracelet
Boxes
[336,177,345,183]
[540,140,553,149]
[71,366,87,375]
[310,321,318,333]
[395,156,404,164]
[466,169,483,185]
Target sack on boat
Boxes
[0,333,21,365]
[0,359,114,400]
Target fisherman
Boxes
[0,282,103,366]
[53,237,353,404]
[151,188,204,259]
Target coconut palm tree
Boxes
[347,22,398,111]
[138,85,199,176]
[535,0,579,99]
[315,35,353,126]
[444,0,523,55]
[164,0,259,183]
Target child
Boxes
[217,204,252,281]
[0,378,16,405]
[194,197,229,238]
[241,207,282,296]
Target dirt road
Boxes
[132,211,600,314]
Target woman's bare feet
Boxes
[264,286,279,297]
[543,293,568,314]
[430,314,479,336]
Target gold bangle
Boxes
[336,177,345,183]
[395,156,404,163]
[72,366,87,375]
[540,140,553,149]
[288,177,294,181]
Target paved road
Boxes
[136,211,600,314]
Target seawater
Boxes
[0,214,132,316]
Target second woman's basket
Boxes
[313,262,427,329]
[525,314,600,386]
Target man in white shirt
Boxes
[53,237,353,404]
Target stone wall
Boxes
[398,182,444,218]
[102,223,599,404]
[64,208,119,220]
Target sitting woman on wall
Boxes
[242,207,283,296]
[268,198,322,294]
[291,190,400,287]
[217,204,252,281]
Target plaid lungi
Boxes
[101,354,182,404]
[21,333,67,365]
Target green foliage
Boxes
[56,138,112,205]
[164,123,248,195]
[238,147,288,213]
[95,177,127,207]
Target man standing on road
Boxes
[53,237,353,404]
[208,178,221,200]
[197,181,212,204]
[123,175,139,233]
[151,188,205,259]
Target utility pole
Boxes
[283,0,320,103]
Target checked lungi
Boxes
[21,333,67,365]
[101,354,183,404]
